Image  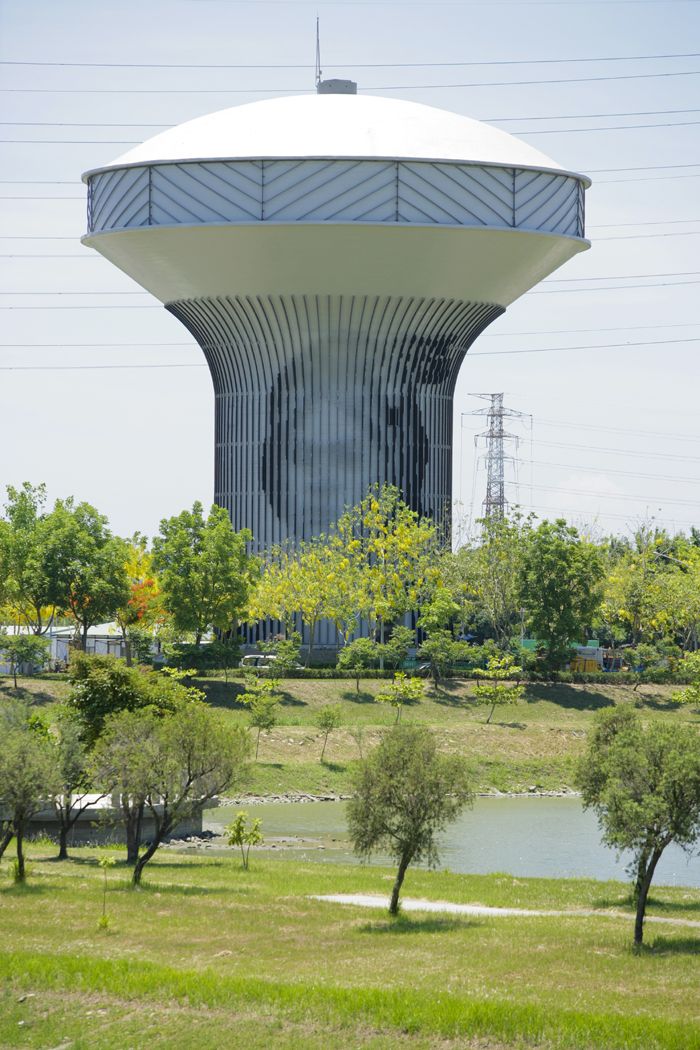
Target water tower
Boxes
[83,85,589,548]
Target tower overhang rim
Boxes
[81,155,591,189]
[81,222,591,249]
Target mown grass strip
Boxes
[1,950,696,1050]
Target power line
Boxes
[507,481,700,508]
[532,438,700,464]
[3,69,700,94]
[521,458,698,485]
[533,280,700,294]
[3,107,700,128]
[5,321,700,346]
[485,322,700,337]
[589,162,700,172]
[538,417,700,443]
[3,280,699,308]
[6,117,700,142]
[543,269,700,282]
[4,51,700,68]
[471,337,700,357]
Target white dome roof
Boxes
[105,94,570,174]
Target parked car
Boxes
[239,654,280,669]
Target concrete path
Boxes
[310,893,700,929]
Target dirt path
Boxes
[311,893,700,929]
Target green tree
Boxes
[333,484,441,646]
[314,704,342,761]
[347,725,473,915]
[375,672,424,723]
[379,625,414,670]
[225,811,263,869]
[0,721,58,882]
[153,502,254,645]
[337,636,379,693]
[43,499,129,651]
[520,519,604,667]
[51,706,106,860]
[473,654,524,724]
[239,674,281,759]
[577,707,700,945]
[417,630,469,694]
[95,704,249,884]
[674,651,700,712]
[2,483,56,634]
[0,633,49,688]
[625,643,668,694]
[68,653,195,746]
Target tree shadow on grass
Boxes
[133,881,247,897]
[279,691,307,708]
[341,690,376,704]
[433,692,469,709]
[638,695,683,713]
[320,760,347,773]
[359,915,480,935]
[0,882,52,896]
[525,685,615,712]
[0,682,63,708]
[642,935,700,956]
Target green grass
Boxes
[0,845,698,1048]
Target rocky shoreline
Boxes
[216,788,580,806]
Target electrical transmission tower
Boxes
[465,393,531,521]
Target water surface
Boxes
[205,796,700,888]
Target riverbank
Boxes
[1,845,698,1049]
[5,673,695,795]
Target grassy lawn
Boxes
[0,845,698,1049]
[2,674,695,795]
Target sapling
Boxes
[375,673,424,723]
[225,812,263,870]
[314,704,342,762]
[98,854,116,929]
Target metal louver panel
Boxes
[514,170,580,234]
[87,160,586,238]
[167,294,503,552]
[89,167,150,232]
[399,163,515,226]
[262,159,396,221]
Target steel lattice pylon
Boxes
[466,393,530,521]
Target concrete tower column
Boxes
[168,294,503,547]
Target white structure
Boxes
[83,89,589,552]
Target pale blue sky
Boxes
[1,0,699,541]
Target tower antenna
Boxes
[315,16,322,88]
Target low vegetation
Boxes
[0,847,698,1049]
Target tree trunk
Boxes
[321,731,329,762]
[125,800,144,865]
[81,622,89,652]
[124,637,132,667]
[255,728,261,760]
[306,620,316,667]
[12,662,17,689]
[15,826,25,882]
[634,847,663,946]
[486,703,495,724]
[132,837,161,886]
[0,826,13,860]
[389,850,412,916]
[58,823,69,861]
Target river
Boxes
[205,797,700,888]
